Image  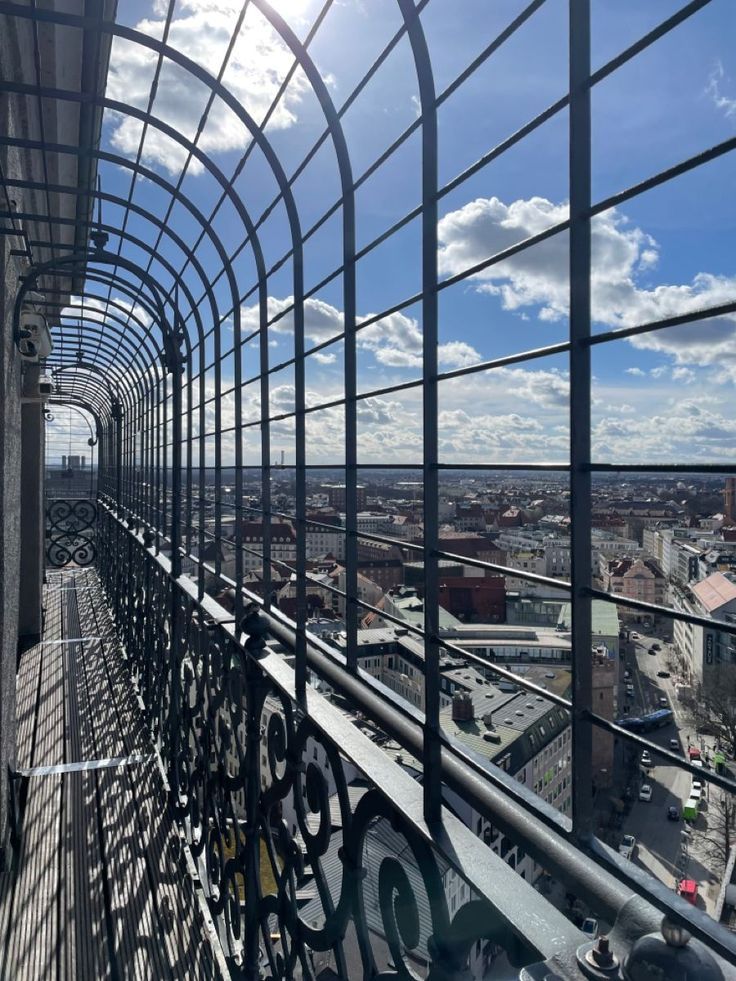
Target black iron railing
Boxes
[97,503,736,979]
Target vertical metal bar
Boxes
[155,381,162,549]
[185,360,193,566]
[214,331,223,583]
[146,388,152,526]
[115,407,123,510]
[294,266,307,697]
[569,0,594,840]
[170,305,183,579]
[197,357,206,600]
[231,316,244,627]
[343,152,358,675]
[243,659,264,979]
[162,368,169,550]
[398,0,441,824]
[258,287,272,610]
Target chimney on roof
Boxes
[725,477,736,524]
[452,692,474,722]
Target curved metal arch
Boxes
[0,7,306,340]
[48,396,103,441]
[2,162,216,362]
[51,362,124,405]
[48,283,172,369]
[1,133,250,367]
[39,281,163,359]
[46,402,98,447]
[52,266,197,385]
[46,326,160,413]
[14,247,182,375]
[41,301,165,386]
[51,379,118,426]
[251,0,360,678]
[2,173,229,333]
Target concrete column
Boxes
[18,364,45,642]
[0,227,23,864]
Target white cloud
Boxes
[312,351,337,364]
[706,60,736,120]
[438,194,736,375]
[592,399,736,463]
[625,367,645,376]
[106,0,310,175]
[242,295,482,369]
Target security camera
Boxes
[17,310,53,361]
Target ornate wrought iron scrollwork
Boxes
[96,511,544,979]
[45,498,97,567]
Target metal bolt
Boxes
[584,935,619,972]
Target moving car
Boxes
[667,805,679,821]
[581,918,599,940]
[658,696,668,708]
[678,880,698,906]
[618,834,636,860]
[640,750,653,768]
[639,784,653,802]
[626,684,635,697]
[669,738,679,750]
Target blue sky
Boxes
[52,0,736,467]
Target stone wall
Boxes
[0,122,24,859]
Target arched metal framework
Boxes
[2,0,736,973]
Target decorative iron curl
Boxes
[45,499,97,567]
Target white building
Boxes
[672,572,736,687]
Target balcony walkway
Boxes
[0,568,218,979]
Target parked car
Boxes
[667,805,679,821]
[626,684,635,697]
[682,799,698,822]
[652,643,661,651]
[624,670,631,680]
[669,738,679,750]
[689,786,702,806]
[678,880,698,906]
[581,918,599,940]
[658,696,668,708]
[639,784,653,802]
[648,646,657,655]
[618,834,636,860]
[631,632,639,640]
[657,670,670,678]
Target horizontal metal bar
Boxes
[590,462,736,474]
[590,587,736,635]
